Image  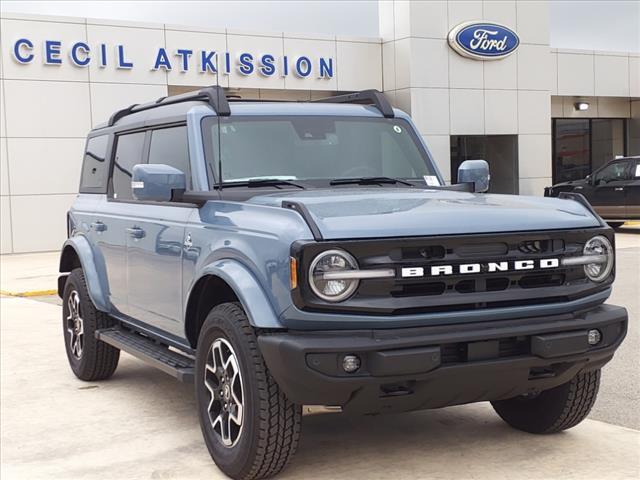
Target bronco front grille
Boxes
[292,228,614,316]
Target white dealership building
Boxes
[0,1,638,253]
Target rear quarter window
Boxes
[79,135,110,193]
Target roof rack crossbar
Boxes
[108,103,139,126]
[312,89,394,118]
[107,85,231,126]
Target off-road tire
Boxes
[62,268,120,381]
[491,369,601,434]
[195,302,301,480]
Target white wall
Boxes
[551,49,639,97]
[0,12,382,253]
[380,0,554,196]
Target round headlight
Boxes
[308,249,359,302]
[583,235,613,282]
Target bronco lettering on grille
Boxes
[401,258,560,278]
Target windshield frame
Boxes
[200,114,442,190]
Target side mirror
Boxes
[457,159,490,193]
[132,164,186,202]
[586,174,593,184]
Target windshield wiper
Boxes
[329,176,415,187]
[221,179,306,189]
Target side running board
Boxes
[96,327,195,383]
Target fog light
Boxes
[342,355,361,373]
[588,329,602,346]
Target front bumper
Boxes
[258,304,627,414]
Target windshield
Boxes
[203,116,439,186]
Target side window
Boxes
[80,135,109,192]
[148,126,191,189]
[593,162,629,185]
[112,132,146,200]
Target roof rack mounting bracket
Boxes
[312,89,395,118]
[107,85,230,126]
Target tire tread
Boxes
[205,303,301,480]
[492,369,600,434]
[66,268,119,381]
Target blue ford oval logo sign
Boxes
[448,21,519,60]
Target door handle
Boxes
[91,221,107,232]
[614,187,624,191]
[184,232,193,249]
[126,227,145,239]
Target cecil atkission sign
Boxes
[10,38,334,79]
[448,21,519,60]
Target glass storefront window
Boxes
[553,118,628,183]
[553,119,590,183]
[450,135,519,194]
[591,119,625,171]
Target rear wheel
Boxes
[62,268,120,381]
[195,302,301,480]
[491,369,600,434]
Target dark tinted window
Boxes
[112,132,146,200]
[148,126,191,188]
[80,135,109,192]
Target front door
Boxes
[125,125,195,337]
[583,160,629,219]
[124,204,193,337]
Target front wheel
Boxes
[195,303,301,480]
[491,369,600,434]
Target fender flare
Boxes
[60,236,110,312]
[192,259,284,329]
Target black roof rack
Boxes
[107,85,231,126]
[312,89,395,118]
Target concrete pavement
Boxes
[590,229,640,429]
[1,295,639,480]
[0,251,59,296]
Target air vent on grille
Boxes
[518,240,549,253]
[455,243,508,257]
[518,239,565,254]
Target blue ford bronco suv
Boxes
[59,87,627,479]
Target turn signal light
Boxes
[290,257,298,290]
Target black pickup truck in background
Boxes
[545,156,640,228]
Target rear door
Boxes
[124,125,195,337]
[586,160,630,219]
[93,131,147,314]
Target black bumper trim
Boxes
[258,304,627,414]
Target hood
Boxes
[247,188,600,240]
[552,178,588,188]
